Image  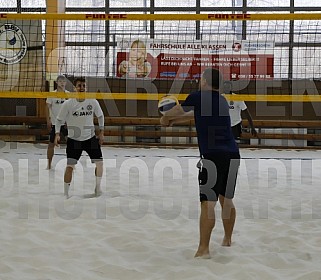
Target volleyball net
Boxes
[0,12,321,110]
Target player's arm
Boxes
[54,103,68,146]
[54,118,64,146]
[46,101,52,130]
[160,104,194,126]
[242,108,257,137]
[96,115,105,145]
[95,101,105,145]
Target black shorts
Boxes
[49,125,68,143]
[66,136,103,165]
[231,122,242,139]
[198,153,240,202]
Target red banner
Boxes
[116,40,274,80]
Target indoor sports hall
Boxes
[1,1,321,279]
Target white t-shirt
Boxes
[226,93,247,127]
[46,90,69,126]
[56,99,104,141]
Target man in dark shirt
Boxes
[160,68,240,258]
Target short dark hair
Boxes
[73,77,86,86]
[202,68,223,90]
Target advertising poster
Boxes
[116,39,274,80]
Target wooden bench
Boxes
[241,120,321,148]
[1,116,321,148]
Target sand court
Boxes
[1,142,321,279]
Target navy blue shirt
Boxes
[181,90,239,156]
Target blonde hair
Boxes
[130,40,147,58]
[131,39,146,49]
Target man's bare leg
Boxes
[47,142,55,169]
[94,161,103,196]
[219,195,236,246]
[64,165,74,198]
[194,201,216,258]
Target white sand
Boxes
[1,142,321,280]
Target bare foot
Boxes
[222,237,232,246]
[194,253,211,259]
[95,186,102,197]
[64,184,70,199]
[194,247,211,259]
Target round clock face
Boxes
[0,23,28,64]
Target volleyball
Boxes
[158,95,179,115]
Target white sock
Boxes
[95,176,102,195]
[64,182,70,197]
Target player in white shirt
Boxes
[223,81,257,140]
[54,77,105,198]
[46,75,69,170]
